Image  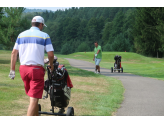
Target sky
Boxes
[26,7,72,12]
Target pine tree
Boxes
[133,7,162,56]
[0,7,26,50]
[97,16,105,40]
[60,43,73,54]
[0,7,3,19]
[110,11,125,43]
[102,22,113,45]
[112,33,130,52]
[77,19,88,41]
[151,8,164,54]
[87,17,98,41]
[77,42,91,52]
[65,17,80,41]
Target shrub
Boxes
[60,43,73,55]
[103,43,112,51]
[77,42,91,52]
[112,33,131,52]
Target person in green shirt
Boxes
[93,41,102,74]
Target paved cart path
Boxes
[65,58,164,116]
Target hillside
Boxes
[23,8,52,13]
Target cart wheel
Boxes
[111,67,113,73]
[66,107,74,116]
[38,104,41,116]
[121,67,123,73]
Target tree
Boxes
[101,7,110,18]
[112,33,130,52]
[87,17,97,30]
[122,8,135,45]
[56,17,68,43]
[109,7,121,21]
[102,22,113,45]
[87,17,98,41]
[64,17,80,41]
[103,43,112,51]
[88,28,97,41]
[0,7,27,50]
[151,8,164,55]
[60,43,73,55]
[77,42,91,52]
[110,11,125,43]
[72,39,81,52]
[0,7,3,19]
[77,19,88,41]
[97,16,105,40]
[133,7,162,56]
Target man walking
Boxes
[9,16,54,116]
[93,41,102,74]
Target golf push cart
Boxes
[38,56,74,116]
[111,55,123,73]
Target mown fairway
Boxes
[56,52,164,81]
[0,50,124,116]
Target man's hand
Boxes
[93,58,95,61]
[50,64,54,72]
[10,49,18,80]
[48,63,54,72]
[9,70,15,80]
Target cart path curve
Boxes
[65,58,164,116]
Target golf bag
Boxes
[114,55,122,69]
[44,57,73,108]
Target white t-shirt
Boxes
[13,27,54,66]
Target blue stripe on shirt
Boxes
[45,38,52,45]
[16,37,52,46]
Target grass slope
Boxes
[56,52,164,81]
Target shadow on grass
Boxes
[0,60,10,64]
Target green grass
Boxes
[0,50,124,116]
[56,52,164,81]
[0,50,26,115]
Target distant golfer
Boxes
[93,41,102,74]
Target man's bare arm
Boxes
[47,51,54,71]
[10,49,18,71]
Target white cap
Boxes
[32,16,47,27]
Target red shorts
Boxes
[19,65,45,99]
